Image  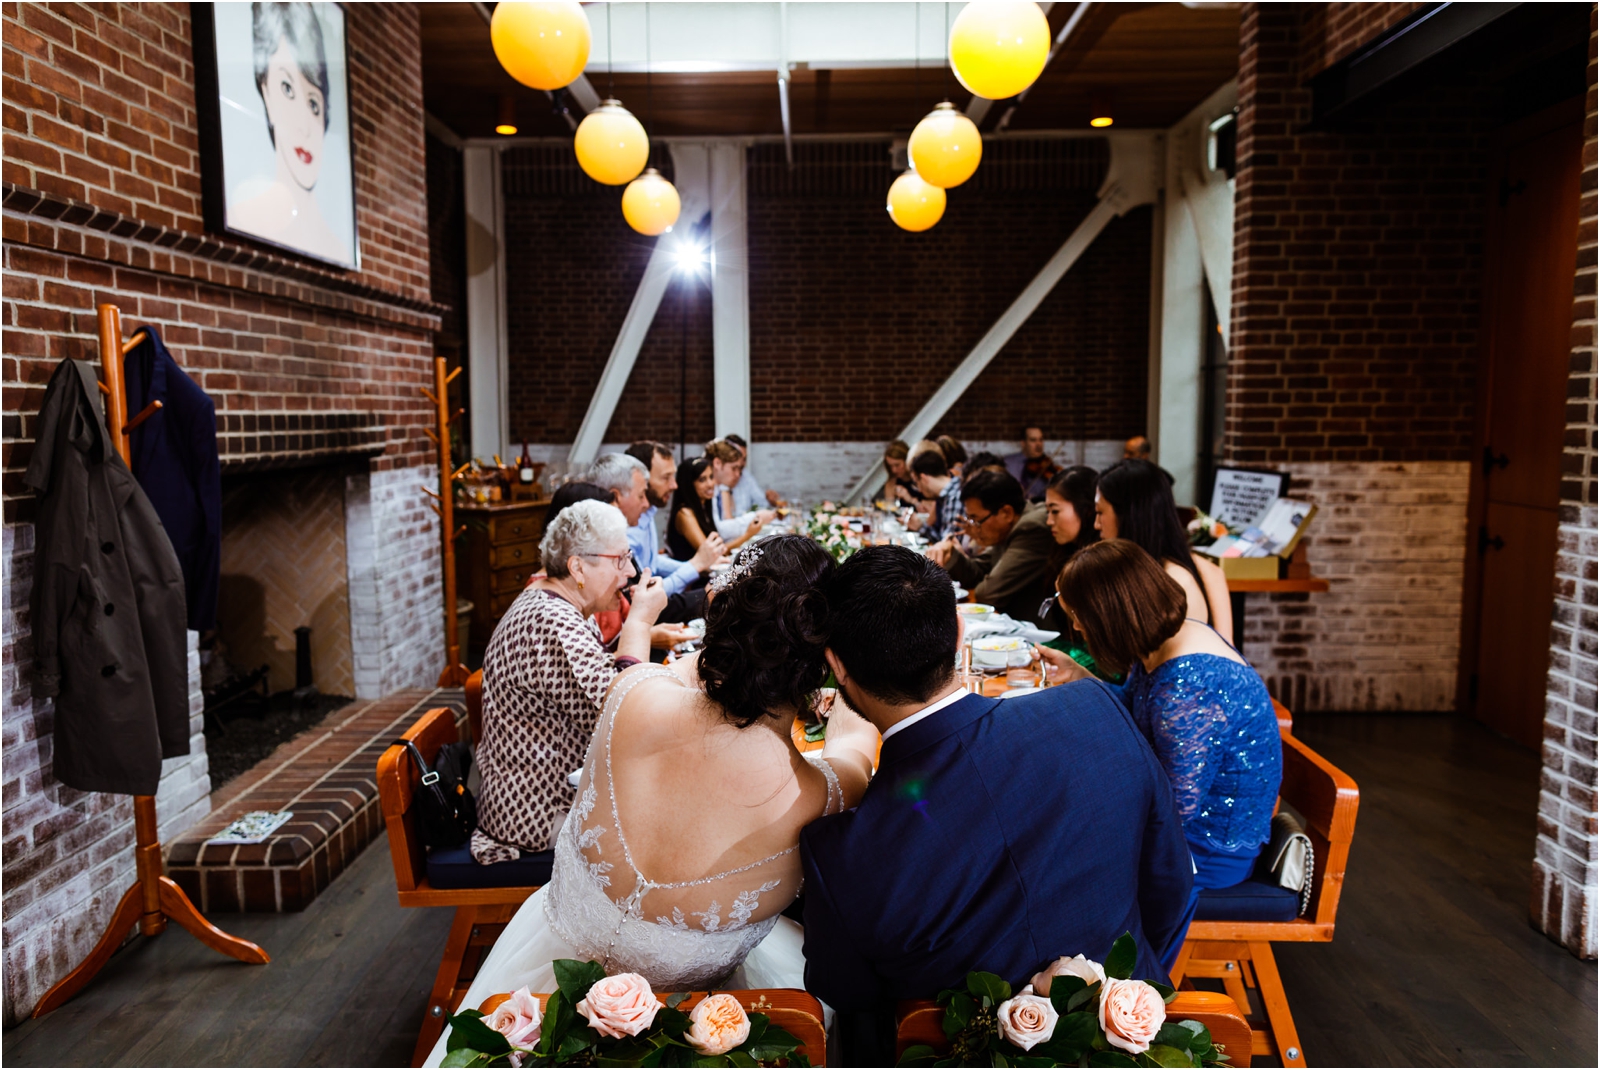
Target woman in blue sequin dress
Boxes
[1048,538,1283,966]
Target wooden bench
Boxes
[895,990,1253,1066]
[376,706,541,1066]
[480,989,827,1065]
[1171,728,1359,1068]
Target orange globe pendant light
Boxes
[948,0,1050,102]
[887,171,946,232]
[908,102,983,189]
[621,168,681,236]
[491,1,592,91]
[574,99,649,186]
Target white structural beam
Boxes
[845,133,1161,503]
[710,142,751,442]
[464,145,508,461]
[1155,80,1237,504]
[568,145,712,468]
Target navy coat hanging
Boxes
[123,326,222,631]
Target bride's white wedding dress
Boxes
[423,666,841,1067]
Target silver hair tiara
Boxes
[709,542,765,594]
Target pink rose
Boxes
[1097,978,1166,1054]
[682,993,752,1056]
[576,973,663,1038]
[996,992,1059,1051]
[1031,954,1106,996]
[484,987,542,1057]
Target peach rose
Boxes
[683,993,752,1056]
[575,973,663,1038]
[1031,954,1106,996]
[485,987,542,1049]
[996,992,1059,1051]
[1097,978,1166,1054]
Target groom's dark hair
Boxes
[824,546,958,705]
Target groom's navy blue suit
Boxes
[800,680,1192,1058]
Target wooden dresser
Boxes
[456,499,551,654]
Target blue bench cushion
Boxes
[1194,879,1301,922]
[427,842,554,890]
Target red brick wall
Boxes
[1226,3,1488,465]
[3,1,440,521]
[1297,2,1428,78]
[501,138,1151,446]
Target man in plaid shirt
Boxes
[908,440,964,542]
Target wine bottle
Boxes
[518,441,535,483]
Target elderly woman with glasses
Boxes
[470,499,668,874]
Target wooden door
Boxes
[1466,111,1582,747]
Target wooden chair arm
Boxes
[1279,731,1359,929]
[466,669,484,746]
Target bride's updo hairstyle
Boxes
[698,535,835,728]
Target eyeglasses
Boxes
[583,553,635,574]
[962,509,993,527]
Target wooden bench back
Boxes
[490,990,826,1065]
[895,990,1252,1066]
[1279,730,1359,928]
[466,668,484,745]
[377,706,462,894]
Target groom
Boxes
[801,547,1193,1064]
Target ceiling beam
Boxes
[992,2,1159,132]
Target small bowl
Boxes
[957,603,995,619]
[970,635,1026,669]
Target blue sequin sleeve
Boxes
[1124,654,1283,854]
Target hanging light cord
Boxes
[914,2,921,107]
[646,1,653,166]
[607,1,615,99]
[944,1,952,102]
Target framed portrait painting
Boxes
[193,2,360,270]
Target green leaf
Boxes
[1066,983,1099,1014]
[934,987,962,1005]
[438,1049,482,1068]
[944,992,976,1038]
[1041,1010,1097,1059]
[532,989,574,1057]
[445,1012,511,1056]
[725,1052,761,1067]
[1048,976,1088,1016]
[1143,1044,1198,1067]
[897,1044,941,1067]
[1153,1023,1200,1050]
[994,1053,1011,1067]
[557,1029,593,1059]
[1088,1052,1140,1068]
[1178,1022,1212,1051]
[666,992,692,1009]
[967,971,1013,1006]
[656,1006,694,1036]
[1144,980,1176,1003]
[1104,934,1137,980]
[553,958,609,1006]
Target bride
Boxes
[424,535,878,1065]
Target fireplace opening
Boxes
[204,464,363,787]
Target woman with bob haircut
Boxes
[470,499,666,872]
[1094,459,1233,644]
[1047,539,1282,965]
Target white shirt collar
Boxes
[879,687,969,743]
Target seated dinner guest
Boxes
[928,468,1057,626]
[706,439,777,540]
[1096,459,1232,643]
[423,537,879,1068]
[669,455,762,560]
[1053,539,1282,965]
[590,451,717,627]
[471,500,667,872]
[883,439,926,507]
[936,434,968,480]
[1040,464,1100,638]
[802,547,1193,1066]
[725,433,784,511]
[907,439,962,541]
[1004,424,1061,501]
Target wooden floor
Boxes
[3,835,454,1067]
[4,714,1594,1067]
[1276,714,1596,1068]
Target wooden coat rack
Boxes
[422,355,470,687]
[32,304,269,1018]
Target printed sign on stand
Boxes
[1209,467,1290,527]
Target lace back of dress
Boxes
[571,665,807,936]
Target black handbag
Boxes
[399,738,477,849]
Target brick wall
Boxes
[2,2,441,1022]
[1296,2,1427,78]
[502,137,1152,448]
[1532,5,1598,961]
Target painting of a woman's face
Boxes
[261,37,326,190]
